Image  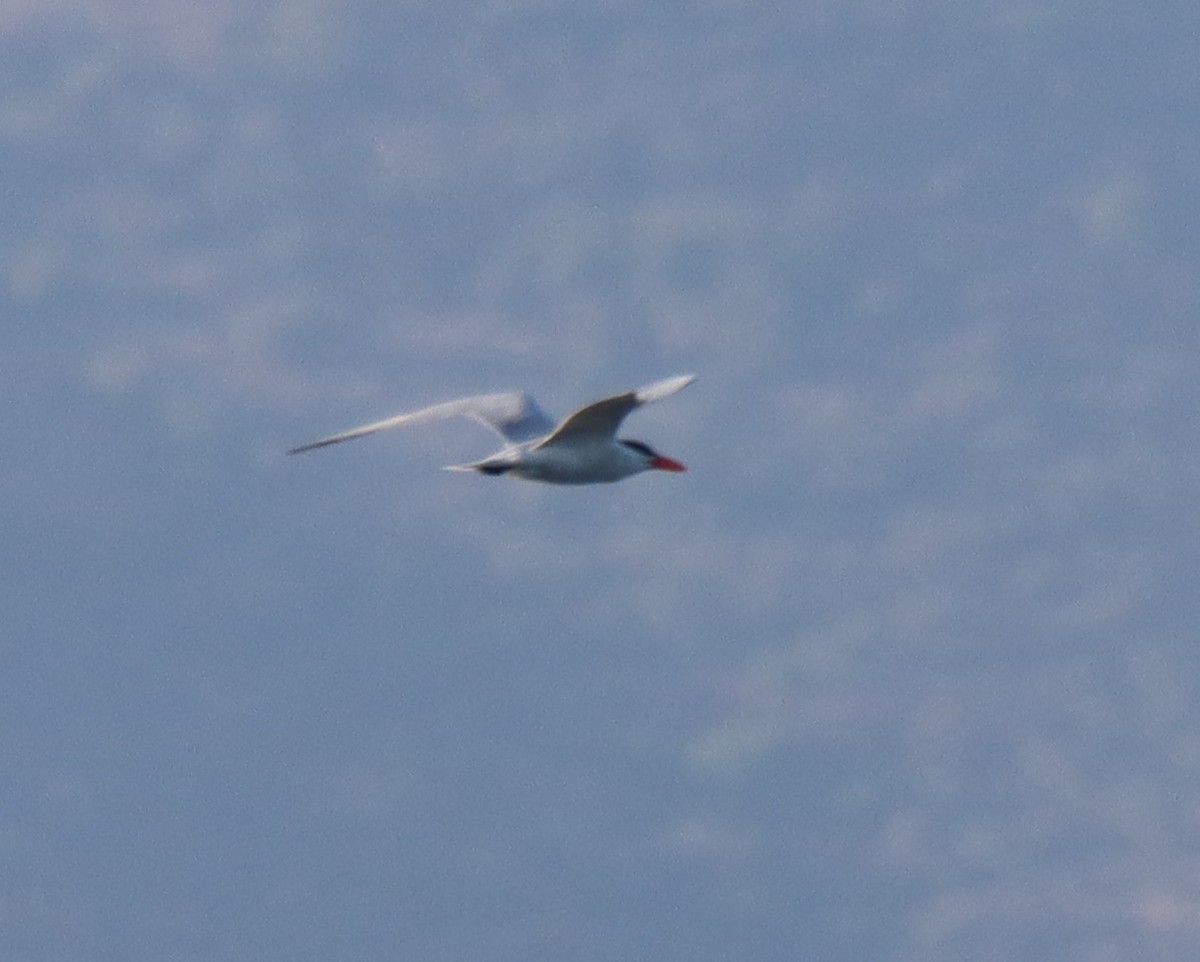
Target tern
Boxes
[288,374,695,485]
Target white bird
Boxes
[288,374,696,485]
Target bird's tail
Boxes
[443,460,514,476]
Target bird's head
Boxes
[619,439,687,473]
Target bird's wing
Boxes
[536,374,696,448]
[288,391,556,454]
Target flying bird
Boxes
[288,374,696,485]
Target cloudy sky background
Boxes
[5,1,1200,959]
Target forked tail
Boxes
[443,460,515,476]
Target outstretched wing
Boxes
[288,391,556,454]
[536,374,696,448]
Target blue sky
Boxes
[4,2,1200,959]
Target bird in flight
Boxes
[288,374,696,485]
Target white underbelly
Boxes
[511,444,634,484]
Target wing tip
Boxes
[635,373,697,403]
[287,436,343,455]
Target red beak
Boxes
[650,455,687,472]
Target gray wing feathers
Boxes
[288,391,556,454]
[537,374,696,447]
[288,376,693,455]
[470,392,557,443]
[536,392,638,446]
